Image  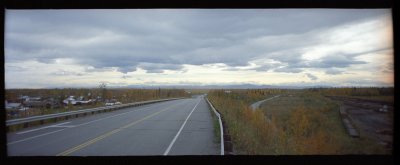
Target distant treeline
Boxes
[307,87,394,96]
[5,88,190,103]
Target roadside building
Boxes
[5,101,23,110]
[18,95,30,103]
[24,97,46,108]
[21,96,60,109]
[63,96,76,105]
[63,96,93,105]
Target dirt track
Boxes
[327,96,393,151]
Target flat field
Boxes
[208,87,393,154]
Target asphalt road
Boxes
[7,95,220,156]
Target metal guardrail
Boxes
[205,97,224,155]
[6,98,183,126]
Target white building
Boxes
[5,100,24,110]
[63,96,76,105]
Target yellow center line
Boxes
[57,100,188,156]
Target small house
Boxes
[5,101,23,110]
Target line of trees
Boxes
[308,87,394,96]
[5,87,190,106]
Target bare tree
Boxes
[99,82,108,102]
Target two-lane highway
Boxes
[7,95,220,156]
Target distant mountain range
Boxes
[9,83,391,90]
[117,83,333,89]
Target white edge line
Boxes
[16,122,71,135]
[163,99,201,155]
[72,100,172,127]
[50,126,76,128]
[206,97,224,155]
[74,109,138,127]
[8,129,67,145]
[6,98,181,126]
[9,100,180,145]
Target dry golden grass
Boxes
[208,88,391,155]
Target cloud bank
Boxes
[5,9,393,88]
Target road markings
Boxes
[72,101,179,127]
[50,125,76,128]
[7,100,180,145]
[163,98,201,155]
[8,129,67,145]
[72,108,147,127]
[16,122,71,135]
[57,100,187,156]
[57,129,121,156]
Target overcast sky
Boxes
[5,9,393,88]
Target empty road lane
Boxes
[7,96,220,156]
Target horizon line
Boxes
[5,85,394,90]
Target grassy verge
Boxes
[208,89,390,154]
[209,106,221,145]
[261,92,390,154]
[206,98,221,145]
[208,91,274,154]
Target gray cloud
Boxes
[253,64,281,72]
[325,68,344,75]
[382,67,393,74]
[121,74,133,79]
[274,52,368,73]
[274,67,303,73]
[117,66,137,73]
[380,60,394,74]
[305,73,318,81]
[5,9,390,75]
[6,65,29,72]
[138,63,184,73]
[84,66,115,73]
[222,62,281,72]
[313,54,367,68]
[50,69,87,76]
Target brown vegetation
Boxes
[208,88,392,154]
[311,87,394,103]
